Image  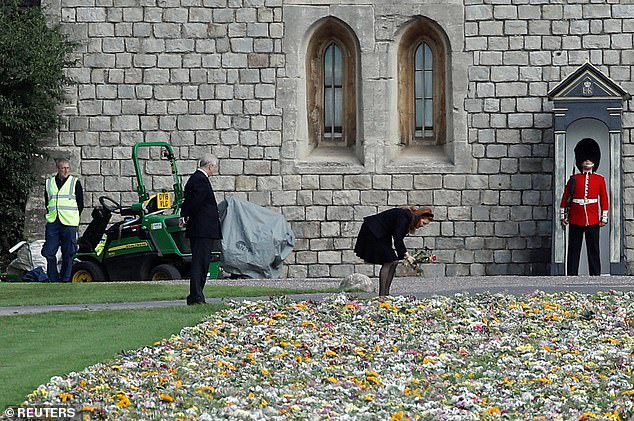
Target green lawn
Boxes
[0,282,342,408]
[0,305,224,409]
[0,282,334,306]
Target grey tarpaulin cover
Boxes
[218,196,295,279]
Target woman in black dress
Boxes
[354,206,434,296]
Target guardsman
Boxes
[560,139,608,276]
[42,158,84,282]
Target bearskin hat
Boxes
[574,138,601,172]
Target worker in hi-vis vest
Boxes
[41,158,84,282]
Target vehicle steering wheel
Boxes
[99,196,122,213]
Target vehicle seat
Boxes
[78,207,112,253]
[164,217,180,227]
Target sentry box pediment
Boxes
[548,62,630,102]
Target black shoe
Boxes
[187,299,206,305]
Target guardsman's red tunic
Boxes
[560,172,608,226]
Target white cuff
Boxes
[559,208,566,220]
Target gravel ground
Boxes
[150,274,634,296]
[2,275,633,316]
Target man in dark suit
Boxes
[181,154,222,305]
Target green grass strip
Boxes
[0,283,336,307]
[0,305,224,409]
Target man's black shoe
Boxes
[187,300,206,305]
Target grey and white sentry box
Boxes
[548,62,631,276]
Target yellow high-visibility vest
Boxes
[45,175,79,226]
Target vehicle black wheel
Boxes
[71,261,107,283]
[149,264,181,281]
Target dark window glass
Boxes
[414,42,433,138]
[323,43,343,140]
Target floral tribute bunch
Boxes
[406,247,438,274]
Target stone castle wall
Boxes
[35,0,634,278]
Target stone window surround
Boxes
[305,18,358,151]
[282,5,469,175]
[397,16,447,148]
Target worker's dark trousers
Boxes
[567,224,601,276]
[188,237,213,304]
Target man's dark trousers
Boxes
[567,224,600,276]
[42,220,78,282]
[188,237,214,304]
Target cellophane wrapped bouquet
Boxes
[406,247,438,275]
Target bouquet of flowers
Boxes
[405,247,438,274]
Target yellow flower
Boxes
[604,410,622,421]
[260,368,270,375]
[58,393,73,403]
[389,411,408,421]
[515,344,534,352]
[325,377,339,384]
[115,393,131,408]
[485,407,501,414]
[196,386,215,395]
[366,376,381,386]
[159,394,174,402]
[217,361,236,370]
[141,371,159,377]
[323,350,338,358]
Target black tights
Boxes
[378,261,399,296]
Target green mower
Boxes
[71,142,221,282]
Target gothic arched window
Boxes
[306,19,358,149]
[399,18,447,146]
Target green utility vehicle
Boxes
[71,142,221,282]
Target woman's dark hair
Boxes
[404,206,434,234]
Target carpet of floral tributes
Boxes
[16,291,634,420]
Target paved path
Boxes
[1,275,633,316]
